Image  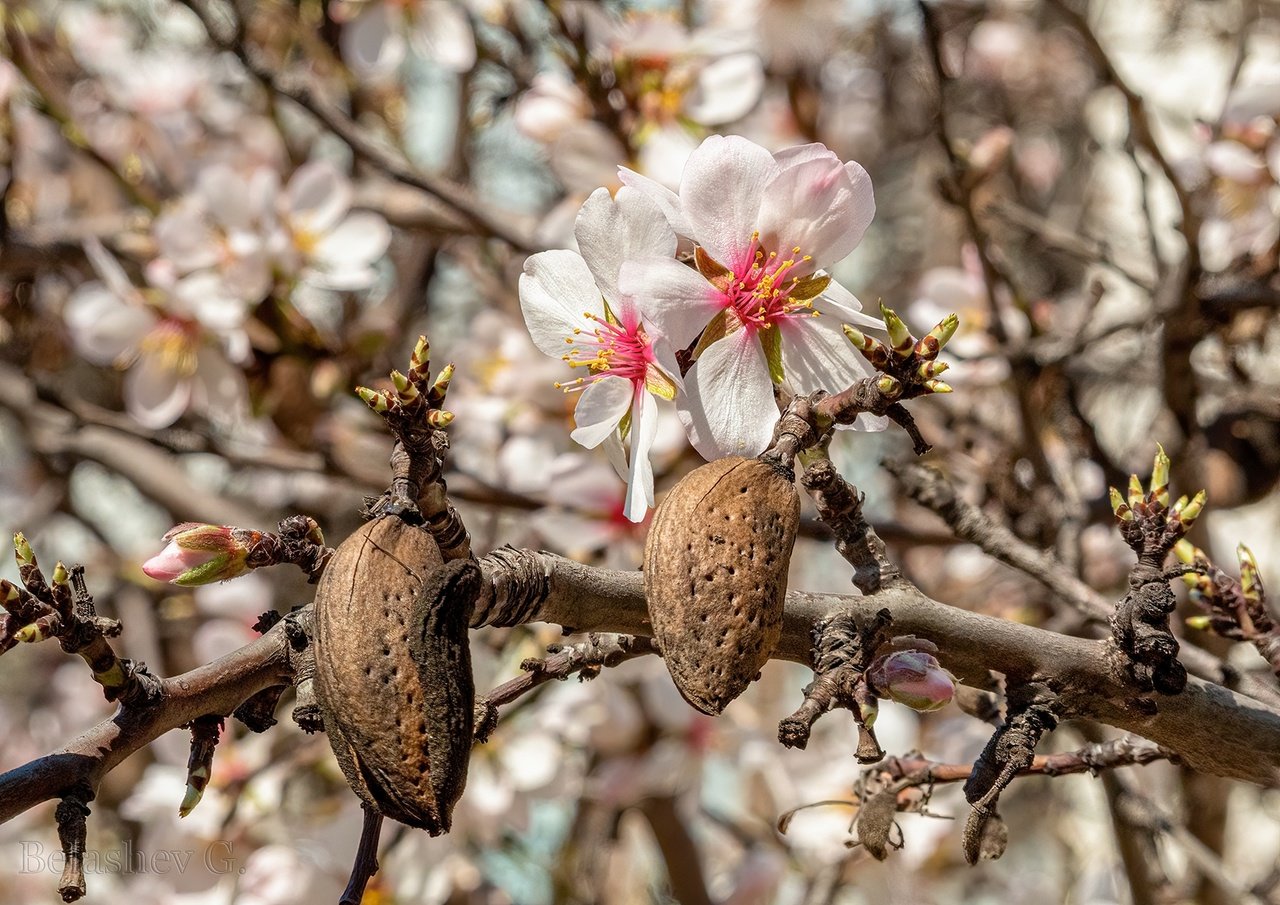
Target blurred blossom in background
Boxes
[1,0,1280,903]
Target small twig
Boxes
[800,455,900,594]
[879,736,1174,784]
[339,806,385,905]
[54,789,92,902]
[961,682,1060,863]
[474,633,659,742]
[179,716,223,818]
[778,609,893,761]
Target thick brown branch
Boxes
[4,548,1280,826]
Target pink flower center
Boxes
[724,233,817,331]
[556,311,653,392]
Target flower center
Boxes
[555,311,652,392]
[725,233,818,331]
[138,318,202,377]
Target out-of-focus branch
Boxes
[0,362,265,527]
[175,0,537,254]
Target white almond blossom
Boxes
[519,187,681,522]
[616,134,885,458]
[64,241,248,429]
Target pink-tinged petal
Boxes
[124,352,192,429]
[412,0,476,73]
[575,187,677,312]
[286,162,353,235]
[772,143,837,170]
[341,3,406,80]
[685,53,764,125]
[617,256,726,350]
[678,329,777,459]
[64,284,153,365]
[313,211,392,271]
[679,134,775,273]
[777,309,873,396]
[519,250,604,357]
[618,166,692,239]
[514,73,586,143]
[570,376,634,449]
[756,155,874,270]
[623,390,659,522]
[142,540,215,582]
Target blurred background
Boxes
[1,0,1279,902]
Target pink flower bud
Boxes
[141,524,253,586]
[869,649,955,712]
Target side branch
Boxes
[0,620,297,823]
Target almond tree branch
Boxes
[886,459,1280,709]
[3,545,1279,826]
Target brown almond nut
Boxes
[312,516,477,834]
[644,456,801,715]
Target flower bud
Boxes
[869,649,955,712]
[141,524,252,587]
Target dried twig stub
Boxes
[312,516,478,834]
[644,456,800,715]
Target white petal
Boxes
[171,272,247,333]
[286,162,353,235]
[679,134,775,273]
[777,310,872,396]
[574,187,677,311]
[618,166,692,238]
[518,250,603,358]
[412,1,476,72]
[549,122,627,195]
[570,377,634,449]
[192,346,247,417]
[756,155,874,269]
[64,284,153,365]
[602,432,629,482]
[685,53,764,125]
[635,125,698,191]
[617,256,725,350]
[305,264,379,291]
[816,281,883,331]
[678,329,777,459]
[197,165,253,230]
[312,211,392,270]
[83,238,141,305]
[341,4,406,80]
[152,205,219,272]
[623,390,659,522]
[124,353,192,429]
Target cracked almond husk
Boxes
[644,456,801,715]
[312,516,477,834]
